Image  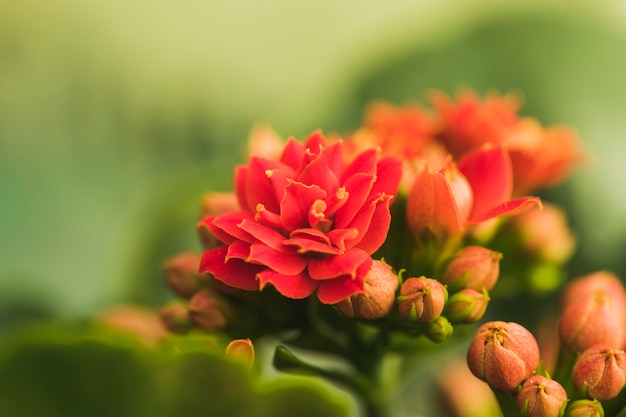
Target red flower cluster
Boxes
[349,90,581,240]
[198,132,402,304]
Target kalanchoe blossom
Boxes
[199,132,402,304]
[407,145,542,238]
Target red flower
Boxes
[198,132,402,304]
[407,144,542,237]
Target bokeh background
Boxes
[2,0,626,414]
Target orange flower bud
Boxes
[517,375,567,417]
[397,277,447,323]
[573,346,626,401]
[467,321,540,392]
[198,192,240,249]
[511,202,575,263]
[225,338,255,368]
[188,289,230,332]
[442,246,501,292]
[565,399,604,417]
[159,301,192,334]
[163,252,202,299]
[444,288,490,324]
[559,272,626,352]
[335,260,399,320]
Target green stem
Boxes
[493,389,521,417]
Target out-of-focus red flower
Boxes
[406,144,541,238]
[431,90,582,195]
[198,132,402,305]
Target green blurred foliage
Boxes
[0,326,350,417]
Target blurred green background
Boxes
[2,0,626,343]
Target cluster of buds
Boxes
[160,252,233,333]
[464,272,626,416]
[334,243,499,345]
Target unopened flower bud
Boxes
[573,346,626,401]
[561,271,626,315]
[444,288,490,324]
[565,399,604,417]
[163,252,202,299]
[512,202,575,263]
[397,277,447,322]
[517,375,567,417]
[442,246,501,292]
[467,321,540,392]
[426,316,454,343]
[188,289,230,331]
[225,338,255,368]
[335,260,399,319]
[559,273,626,351]
[159,301,192,334]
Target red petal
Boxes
[353,194,393,254]
[280,137,305,170]
[316,257,371,304]
[200,246,262,291]
[235,165,251,211]
[237,218,292,253]
[406,162,462,235]
[333,173,376,229]
[247,241,308,275]
[258,270,318,299]
[307,247,370,280]
[458,145,513,221]
[280,180,327,231]
[283,237,341,255]
[326,228,359,252]
[341,148,378,182]
[246,157,293,213]
[469,196,542,224]
[209,211,256,244]
[297,143,339,195]
[371,157,402,197]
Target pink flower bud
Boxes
[397,277,447,322]
[559,272,626,351]
[516,375,567,417]
[163,252,202,299]
[335,260,399,319]
[225,338,255,368]
[442,246,502,292]
[444,288,490,324]
[565,399,604,417]
[573,346,626,401]
[188,289,230,331]
[467,321,540,392]
[159,301,192,334]
[511,202,576,263]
